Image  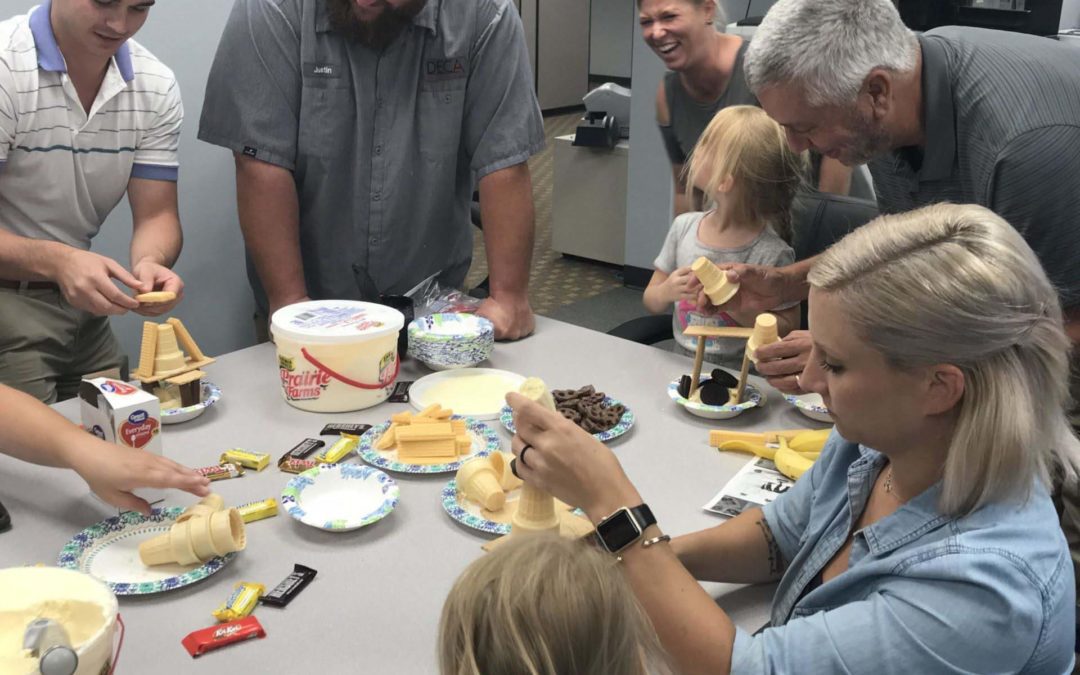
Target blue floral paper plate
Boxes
[56,506,235,596]
[357,416,500,474]
[281,464,399,532]
[440,479,584,536]
[783,392,833,422]
[499,396,635,443]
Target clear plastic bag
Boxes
[404,272,483,319]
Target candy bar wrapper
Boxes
[182,616,266,657]
[212,582,266,623]
[261,564,317,608]
[220,448,270,472]
[319,423,372,436]
[277,438,325,467]
[280,458,318,474]
[195,463,244,481]
[388,380,413,403]
[237,498,278,523]
[315,433,359,463]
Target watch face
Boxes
[596,508,642,553]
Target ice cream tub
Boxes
[0,566,119,675]
[271,300,405,413]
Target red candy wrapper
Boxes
[181,616,266,657]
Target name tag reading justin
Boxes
[305,62,341,79]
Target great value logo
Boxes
[119,409,159,448]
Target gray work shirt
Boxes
[197,0,544,310]
[869,28,1080,308]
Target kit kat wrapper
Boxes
[181,616,265,657]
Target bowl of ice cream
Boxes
[408,313,494,370]
[0,566,118,675]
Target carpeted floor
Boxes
[464,112,626,316]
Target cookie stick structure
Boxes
[681,325,754,398]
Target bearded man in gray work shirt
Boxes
[198,0,544,340]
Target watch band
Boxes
[628,503,657,530]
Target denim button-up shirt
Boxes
[730,435,1075,674]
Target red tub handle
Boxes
[300,347,399,390]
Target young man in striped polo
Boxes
[0,0,185,403]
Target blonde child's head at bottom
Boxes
[438,533,670,675]
[686,105,808,242]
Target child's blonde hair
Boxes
[438,534,670,675]
[685,105,807,243]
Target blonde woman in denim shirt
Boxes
[507,203,1077,674]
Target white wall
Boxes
[590,0,635,79]
[93,1,256,363]
[1063,0,1080,28]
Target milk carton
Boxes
[79,377,164,506]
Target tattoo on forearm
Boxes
[755,518,785,576]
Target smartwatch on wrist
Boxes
[594,504,656,554]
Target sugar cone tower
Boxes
[510,378,561,536]
[153,323,187,375]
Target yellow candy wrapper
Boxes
[220,448,270,472]
[237,498,278,523]
[212,582,266,623]
[315,433,359,464]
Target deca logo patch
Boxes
[424,57,467,81]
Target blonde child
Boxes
[643,105,805,367]
[438,534,670,675]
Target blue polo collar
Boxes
[29,0,134,82]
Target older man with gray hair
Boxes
[715,0,1080,371]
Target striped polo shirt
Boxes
[0,1,182,250]
[868,27,1080,308]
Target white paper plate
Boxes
[409,368,526,420]
[56,507,234,595]
[784,392,833,422]
[161,381,221,425]
[280,464,399,532]
[667,377,765,420]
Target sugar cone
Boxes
[457,458,506,512]
[138,532,174,566]
[176,494,225,523]
[492,452,522,491]
[139,527,199,566]
[746,313,780,363]
[208,509,246,556]
[153,324,187,374]
[691,257,740,306]
[188,517,218,561]
[510,483,561,535]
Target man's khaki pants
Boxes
[0,287,122,403]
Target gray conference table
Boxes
[0,316,825,673]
